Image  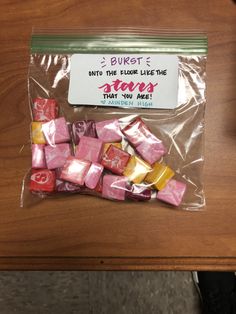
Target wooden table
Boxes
[0,0,236,271]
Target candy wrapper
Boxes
[21,29,208,210]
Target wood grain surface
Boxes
[0,0,236,270]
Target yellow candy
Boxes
[123,156,152,184]
[31,122,46,144]
[103,142,122,153]
[145,162,174,190]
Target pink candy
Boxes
[45,143,71,169]
[84,163,104,189]
[122,117,151,147]
[96,119,122,142]
[42,117,70,145]
[75,136,104,163]
[156,179,186,206]
[136,139,166,164]
[60,156,91,185]
[32,144,46,168]
[102,174,128,201]
[122,117,166,164]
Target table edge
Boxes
[0,257,236,271]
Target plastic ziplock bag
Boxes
[21,28,208,210]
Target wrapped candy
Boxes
[60,156,91,185]
[72,120,97,144]
[103,142,122,154]
[145,162,174,190]
[84,163,104,190]
[32,144,46,169]
[101,145,130,175]
[156,179,186,206]
[44,143,71,169]
[42,117,70,145]
[102,174,128,201]
[32,98,58,122]
[31,122,46,144]
[96,119,122,142]
[28,114,187,207]
[122,117,152,147]
[123,156,152,184]
[56,179,82,192]
[136,139,166,165]
[75,136,104,163]
[55,167,81,192]
[30,169,56,192]
[126,184,152,201]
[122,117,166,164]
[94,176,103,194]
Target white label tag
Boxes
[68,54,178,109]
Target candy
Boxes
[123,156,152,184]
[72,120,96,145]
[56,179,82,192]
[32,98,58,122]
[32,144,46,169]
[122,117,151,147]
[55,167,81,192]
[44,143,71,169]
[126,184,152,201]
[30,169,56,192]
[122,117,165,159]
[136,139,166,165]
[157,179,186,206]
[103,142,122,154]
[29,113,185,207]
[31,122,46,144]
[95,176,103,193]
[75,136,104,163]
[101,145,130,175]
[84,163,104,190]
[60,156,91,185]
[145,162,174,190]
[42,117,70,145]
[96,119,122,142]
[102,174,128,200]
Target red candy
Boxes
[30,169,56,192]
[32,98,58,122]
[101,145,130,175]
[122,117,152,147]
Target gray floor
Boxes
[0,271,201,314]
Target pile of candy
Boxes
[30,98,187,207]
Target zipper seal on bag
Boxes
[31,28,208,54]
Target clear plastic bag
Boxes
[21,28,208,210]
